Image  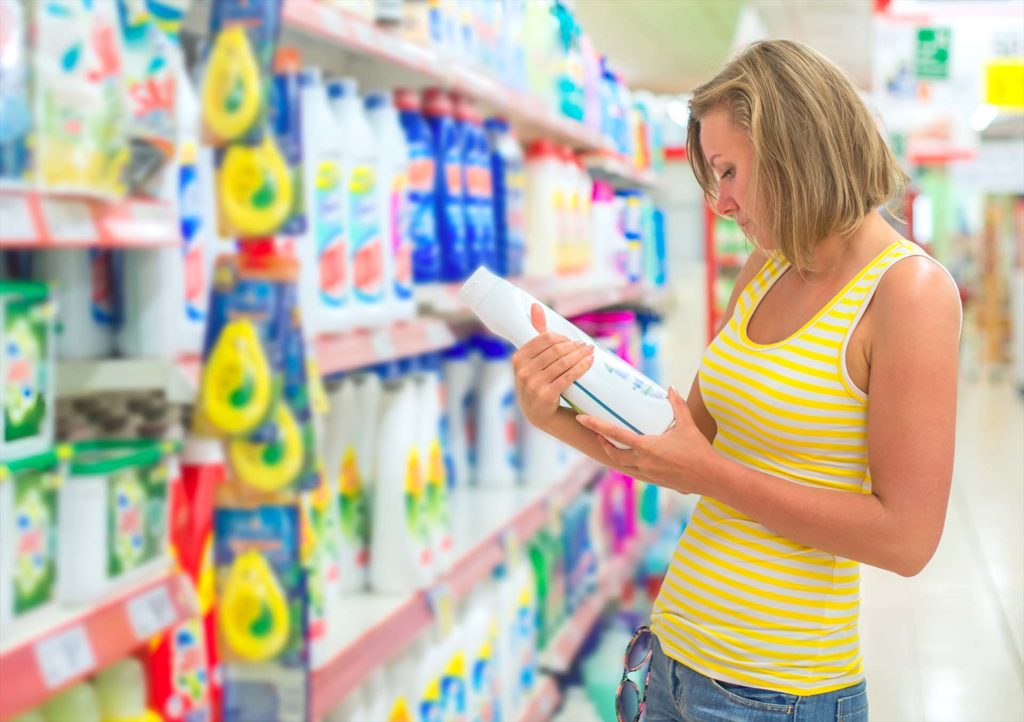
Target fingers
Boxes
[515,330,569,363]
[595,434,640,473]
[544,349,595,396]
[535,340,591,374]
[531,303,548,334]
[576,413,645,449]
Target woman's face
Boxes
[699,107,767,247]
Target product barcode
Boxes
[34,625,96,690]
[127,583,177,641]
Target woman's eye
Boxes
[722,169,735,180]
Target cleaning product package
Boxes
[0,0,31,183]
[459,267,674,444]
[215,504,308,722]
[0,282,55,461]
[33,0,130,196]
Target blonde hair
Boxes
[686,40,908,272]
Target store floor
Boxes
[860,375,1024,721]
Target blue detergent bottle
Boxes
[424,88,468,282]
[396,89,439,286]
[455,97,495,273]
[484,117,526,278]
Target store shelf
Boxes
[53,318,456,402]
[583,153,660,189]
[0,570,199,720]
[540,533,648,674]
[280,0,607,152]
[517,676,562,722]
[0,189,179,249]
[309,458,605,720]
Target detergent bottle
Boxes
[423,88,467,283]
[453,96,494,273]
[485,117,526,278]
[371,361,433,592]
[523,140,560,279]
[94,656,157,722]
[42,682,101,722]
[342,367,382,590]
[459,268,674,445]
[413,353,452,573]
[522,420,564,487]
[295,67,351,336]
[395,89,439,286]
[365,92,415,321]
[328,78,387,329]
[442,341,474,490]
[474,337,519,486]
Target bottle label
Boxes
[170,619,212,708]
[316,159,349,307]
[441,653,468,721]
[391,170,413,299]
[502,390,519,471]
[404,448,431,564]
[464,389,477,469]
[425,438,450,552]
[179,162,208,323]
[349,164,383,303]
[89,249,117,326]
[11,468,58,614]
[466,164,492,201]
[338,447,368,557]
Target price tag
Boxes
[0,193,36,242]
[371,330,395,360]
[39,198,97,243]
[34,625,96,690]
[127,583,178,641]
[427,582,454,638]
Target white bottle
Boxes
[459,267,674,444]
[442,341,475,491]
[34,250,116,359]
[323,375,370,593]
[328,78,388,330]
[464,588,499,722]
[590,180,618,284]
[117,246,181,358]
[365,92,415,322]
[174,55,217,355]
[371,361,434,592]
[413,354,453,573]
[521,421,564,487]
[523,139,561,279]
[474,337,519,486]
[296,68,353,336]
[495,558,537,722]
[345,368,382,590]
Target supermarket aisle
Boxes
[860,376,1024,722]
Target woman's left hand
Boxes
[576,386,715,495]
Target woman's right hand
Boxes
[512,304,595,430]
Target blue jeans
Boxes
[644,636,868,722]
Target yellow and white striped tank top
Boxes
[652,238,927,695]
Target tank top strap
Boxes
[820,239,925,329]
[734,252,788,321]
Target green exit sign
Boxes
[916,27,951,80]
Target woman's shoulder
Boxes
[873,241,963,335]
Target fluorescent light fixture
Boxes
[969,104,999,132]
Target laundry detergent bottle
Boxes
[328,78,388,329]
[365,92,415,321]
[485,116,526,278]
[460,268,674,445]
[442,341,475,491]
[474,337,519,486]
[371,361,434,592]
[423,88,467,282]
[395,89,439,286]
[295,67,352,336]
[413,353,452,574]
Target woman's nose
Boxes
[716,192,736,218]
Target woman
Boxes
[511,40,961,721]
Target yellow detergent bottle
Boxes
[220,549,291,662]
[201,319,273,435]
[227,404,304,493]
[94,657,161,722]
[218,134,295,237]
[202,25,261,142]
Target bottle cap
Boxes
[273,47,302,73]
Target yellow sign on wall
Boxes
[985,60,1024,109]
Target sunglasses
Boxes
[616,626,654,722]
